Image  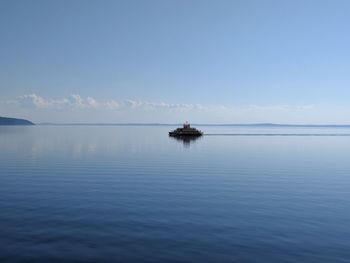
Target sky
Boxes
[1,0,350,124]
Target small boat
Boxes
[169,122,203,136]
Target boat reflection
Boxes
[169,135,202,147]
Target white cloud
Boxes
[11,94,102,110]
[2,94,204,111]
[124,99,201,110]
[17,94,71,109]
[71,94,84,108]
[86,97,98,108]
[104,100,120,110]
[125,99,143,109]
[247,104,315,111]
[69,95,99,109]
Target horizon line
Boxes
[35,122,350,127]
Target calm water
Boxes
[1,125,350,263]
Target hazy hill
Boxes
[0,116,34,125]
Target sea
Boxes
[1,125,350,263]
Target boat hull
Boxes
[169,131,203,136]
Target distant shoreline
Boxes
[0,117,34,125]
[36,123,350,128]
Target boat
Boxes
[169,122,203,136]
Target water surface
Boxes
[1,125,350,262]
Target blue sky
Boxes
[1,0,350,123]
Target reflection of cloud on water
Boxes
[87,142,98,154]
[72,142,84,159]
[3,126,191,160]
[169,135,202,148]
[28,138,101,159]
[31,139,51,158]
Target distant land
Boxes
[37,122,350,128]
[0,116,34,125]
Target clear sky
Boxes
[1,0,350,123]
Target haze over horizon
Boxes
[2,0,350,124]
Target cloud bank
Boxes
[4,94,201,111]
[1,94,314,112]
[0,94,320,123]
